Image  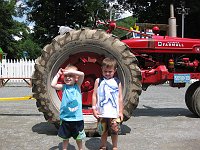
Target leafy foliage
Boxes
[17,36,41,59]
[0,0,41,59]
[0,0,18,58]
[119,0,200,38]
[112,16,137,38]
[27,0,108,47]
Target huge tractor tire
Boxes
[185,81,200,116]
[185,81,200,115]
[193,85,200,117]
[32,28,142,132]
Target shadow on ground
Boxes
[49,142,76,150]
[85,137,112,150]
[32,122,58,135]
[133,106,198,118]
[119,124,131,135]
[49,139,112,150]
[84,124,131,149]
[32,121,132,149]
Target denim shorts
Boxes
[58,120,86,140]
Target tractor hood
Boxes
[122,35,200,54]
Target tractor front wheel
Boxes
[32,28,142,133]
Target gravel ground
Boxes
[0,84,200,150]
[0,86,32,98]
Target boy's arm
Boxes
[92,78,99,119]
[64,70,84,87]
[118,82,124,121]
[51,69,63,90]
[75,71,84,87]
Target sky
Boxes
[119,10,132,18]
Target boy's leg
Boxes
[62,139,69,150]
[58,121,71,150]
[72,120,86,150]
[100,131,108,149]
[76,140,83,150]
[109,118,120,150]
[111,134,118,150]
[99,118,108,149]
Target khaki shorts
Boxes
[98,118,121,135]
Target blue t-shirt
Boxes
[60,84,83,121]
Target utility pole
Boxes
[177,1,190,38]
[107,0,119,21]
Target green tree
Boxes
[0,0,38,59]
[0,0,18,58]
[112,16,137,38]
[27,0,108,47]
[120,0,200,38]
[17,36,42,59]
[84,0,108,28]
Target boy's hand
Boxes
[118,112,124,122]
[57,68,63,77]
[92,109,100,119]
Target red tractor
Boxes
[32,20,200,134]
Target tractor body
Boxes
[122,34,200,89]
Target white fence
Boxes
[0,59,35,83]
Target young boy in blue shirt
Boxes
[51,64,85,150]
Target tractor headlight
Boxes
[194,46,200,52]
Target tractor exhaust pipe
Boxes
[168,3,177,37]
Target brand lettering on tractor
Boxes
[158,42,184,47]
